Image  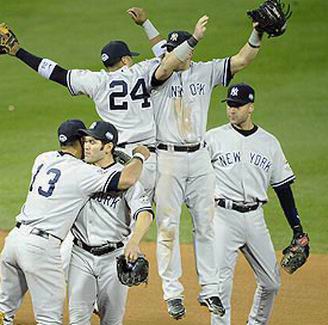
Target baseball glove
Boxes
[247,0,292,38]
[0,23,20,55]
[113,149,132,165]
[116,254,149,287]
[280,232,310,274]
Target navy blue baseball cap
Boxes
[79,121,118,145]
[222,83,255,107]
[161,31,192,51]
[101,41,139,67]
[57,119,86,145]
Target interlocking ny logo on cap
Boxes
[101,53,109,62]
[230,87,239,97]
[170,33,179,41]
[105,132,114,141]
[59,134,68,143]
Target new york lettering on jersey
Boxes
[67,59,160,144]
[206,124,295,203]
[213,150,272,172]
[72,164,152,246]
[153,59,231,144]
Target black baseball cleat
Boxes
[167,298,186,320]
[199,296,226,317]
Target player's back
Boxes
[68,59,160,145]
[17,151,103,240]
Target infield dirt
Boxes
[0,231,327,324]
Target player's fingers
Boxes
[127,10,137,19]
[198,15,209,25]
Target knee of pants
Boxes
[157,222,178,244]
[258,278,281,294]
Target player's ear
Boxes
[105,142,114,155]
[249,103,254,113]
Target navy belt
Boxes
[73,237,124,256]
[215,199,260,213]
[16,222,62,242]
[157,142,204,153]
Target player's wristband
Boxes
[132,152,145,164]
[142,19,160,40]
[173,41,193,62]
[187,36,199,48]
[292,223,303,236]
[38,58,58,79]
[248,29,263,48]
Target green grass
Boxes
[0,0,327,252]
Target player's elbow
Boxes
[118,174,139,190]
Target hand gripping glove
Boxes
[281,232,310,274]
[247,0,292,38]
[116,254,149,287]
[0,23,20,55]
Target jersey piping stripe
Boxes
[132,207,153,220]
[67,70,76,96]
[102,171,119,193]
[271,174,296,188]
[222,59,227,86]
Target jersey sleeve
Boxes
[77,164,121,197]
[137,59,161,90]
[209,58,232,88]
[205,131,215,159]
[270,140,296,188]
[124,182,153,220]
[67,69,103,98]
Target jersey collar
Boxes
[231,124,258,137]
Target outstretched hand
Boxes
[127,7,147,25]
[193,15,209,41]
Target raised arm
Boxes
[230,26,263,75]
[0,23,68,87]
[154,15,209,81]
[127,7,166,58]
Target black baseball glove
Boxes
[113,149,131,165]
[280,232,310,274]
[116,254,149,287]
[247,0,292,38]
[0,23,20,55]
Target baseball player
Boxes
[205,83,309,325]
[0,119,149,324]
[129,9,264,320]
[67,121,153,325]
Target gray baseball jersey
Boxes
[16,151,120,240]
[205,123,295,202]
[152,59,231,144]
[68,162,152,324]
[67,59,160,144]
[205,123,294,325]
[72,163,152,245]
